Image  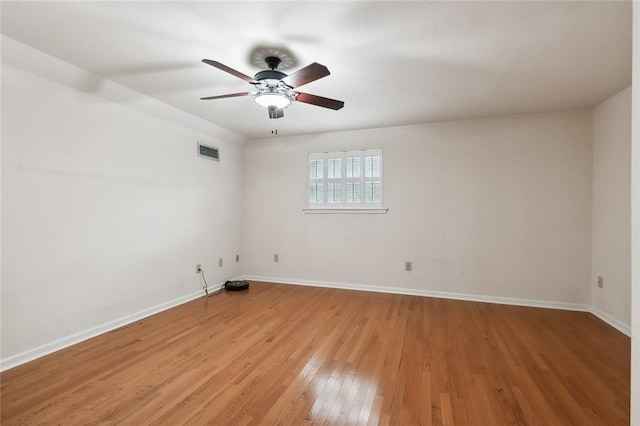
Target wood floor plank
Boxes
[1,282,630,424]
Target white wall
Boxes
[591,86,632,332]
[630,2,639,423]
[243,111,593,306]
[1,61,243,367]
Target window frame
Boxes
[306,149,385,212]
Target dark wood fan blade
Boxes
[295,92,345,110]
[281,63,330,88]
[268,106,284,119]
[202,59,258,84]
[200,92,252,100]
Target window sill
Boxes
[303,208,388,214]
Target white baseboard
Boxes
[0,283,225,372]
[590,306,631,336]
[241,275,592,312]
[4,276,626,371]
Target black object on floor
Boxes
[224,280,250,291]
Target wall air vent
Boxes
[198,142,220,161]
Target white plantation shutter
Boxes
[364,153,381,204]
[309,154,324,205]
[345,154,361,204]
[308,149,382,209]
[327,157,342,204]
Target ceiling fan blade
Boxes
[202,59,258,84]
[200,92,253,100]
[281,62,330,88]
[295,92,345,110]
[268,106,284,119]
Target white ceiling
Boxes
[1,1,632,140]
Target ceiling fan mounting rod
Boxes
[265,56,281,70]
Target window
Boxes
[307,149,383,210]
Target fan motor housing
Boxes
[254,69,287,82]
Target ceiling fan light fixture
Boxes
[254,92,292,109]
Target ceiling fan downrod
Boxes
[265,56,281,70]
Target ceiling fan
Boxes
[200,56,344,119]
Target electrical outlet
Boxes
[236,254,240,263]
[274,254,279,263]
[597,276,603,288]
[405,261,412,272]
[196,264,202,273]
[218,257,223,267]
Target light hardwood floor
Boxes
[1,282,630,425]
